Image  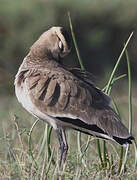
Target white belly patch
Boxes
[15,83,58,129]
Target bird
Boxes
[14,26,134,170]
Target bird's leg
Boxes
[56,128,68,169]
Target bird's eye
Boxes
[58,40,64,51]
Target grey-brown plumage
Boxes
[14,27,134,168]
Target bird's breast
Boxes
[15,82,36,115]
[15,81,58,129]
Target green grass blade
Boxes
[96,139,103,167]
[37,124,48,159]
[80,135,91,168]
[119,50,131,174]
[119,49,134,175]
[111,99,124,174]
[81,136,91,160]
[101,32,133,169]
[126,50,132,134]
[77,130,82,158]
[68,12,87,166]
[102,74,126,92]
[68,12,85,70]
[120,49,137,173]
[106,32,133,93]
[46,125,54,163]
[119,144,129,175]
[111,98,120,116]
[102,141,107,168]
[28,119,39,170]
[102,75,126,169]
[44,148,55,179]
[133,140,137,169]
[118,147,124,174]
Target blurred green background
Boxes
[0,0,137,178]
[1,0,137,95]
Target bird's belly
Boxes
[15,85,58,129]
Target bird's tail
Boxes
[57,108,134,147]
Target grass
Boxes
[0,94,137,179]
[0,20,137,179]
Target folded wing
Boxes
[24,66,133,145]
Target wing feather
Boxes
[23,66,131,140]
[25,68,94,121]
[44,79,57,103]
[57,82,69,110]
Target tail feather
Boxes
[57,117,134,146]
[113,136,134,145]
[73,126,134,146]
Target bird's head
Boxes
[30,27,71,61]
